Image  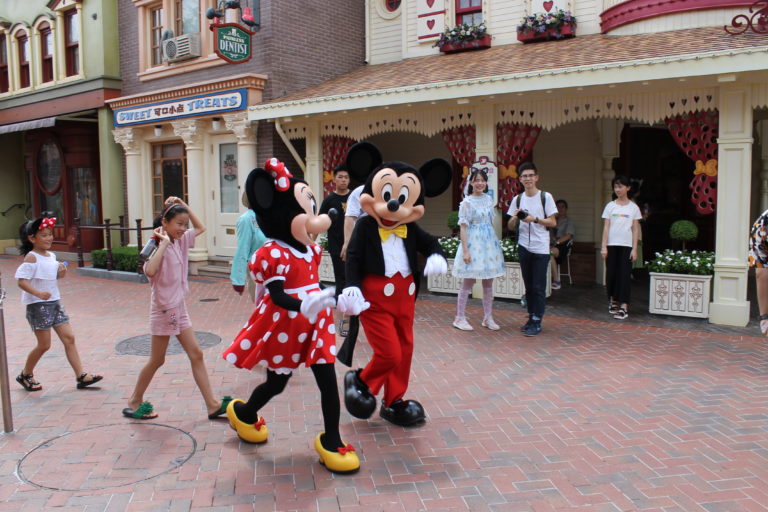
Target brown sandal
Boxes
[16,372,42,392]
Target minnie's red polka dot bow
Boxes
[40,217,56,229]
[264,158,293,191]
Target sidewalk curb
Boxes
[75,267,149,283]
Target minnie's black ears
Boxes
[245,168,275,213]
[420,158,452,198]
[345,142,382,184]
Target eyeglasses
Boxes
[520,174,536,179]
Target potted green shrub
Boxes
[669,220,698,250]
[446,210,459,236]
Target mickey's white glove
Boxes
[300,287,336,323]
[337,286,370,316]
[423,254,448,276]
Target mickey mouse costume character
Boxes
[338,142,451,426]
[222,158,360,474]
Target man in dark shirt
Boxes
[319,165,351,297]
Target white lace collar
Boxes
[269,239,313,262]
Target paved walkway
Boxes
[1,255,767,511]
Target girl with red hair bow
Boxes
[14,217,103,392]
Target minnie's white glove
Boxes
[300,287,336,323]
[423,254,448,276]
[337,286,370,315]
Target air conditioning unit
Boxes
[162,33,201,63]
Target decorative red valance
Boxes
[441,125,477,199]
[321,135,356,196]
[496,123,540,210]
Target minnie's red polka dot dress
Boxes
[222,241,336,373]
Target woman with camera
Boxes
[451,169,505,331]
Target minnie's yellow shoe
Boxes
[314,433,360,474]
[226,398,268,444]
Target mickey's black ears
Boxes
[245,168,275,213]
[345,142,382,184]
[420,158,452,198]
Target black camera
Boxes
[516,209,529,221]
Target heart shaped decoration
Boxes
[427,0,435,7]
[427,19,435,30]
[543,0,554,12]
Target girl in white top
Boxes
[601,176,642,320]
[14,217,103,392]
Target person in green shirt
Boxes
[230,192,267,301]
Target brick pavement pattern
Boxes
[1,255,767,511]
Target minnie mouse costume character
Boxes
[338,142,451,426]
[222,158,360,474]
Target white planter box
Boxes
[319,250,335,283]
[648,272,712,318]
[428,259,550,299]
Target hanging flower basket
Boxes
[439,34,492,53]
[517,22,575,43]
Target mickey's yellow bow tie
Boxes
[378,224,407,242]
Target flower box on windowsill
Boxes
[439,34,492,54]
[517,23,575,44]
[648,272,712,318]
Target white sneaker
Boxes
[482,317,500,330]
[551,281,561,290]
[452,318,474,331]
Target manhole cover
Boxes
[116,331,221,356]
[17,423,196,491]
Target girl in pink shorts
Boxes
[122,197,230,420]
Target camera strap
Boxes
[516,190,548,246]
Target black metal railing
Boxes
[74,216,154,274]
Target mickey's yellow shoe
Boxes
[226,399,268,444]
[314,433,360,474]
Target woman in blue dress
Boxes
[452,170,505,331]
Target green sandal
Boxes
[208,396,233,419]
[122,401,158,420]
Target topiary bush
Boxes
[669,220,698,250]
[91,246,140,272]
[446,210,459,232]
